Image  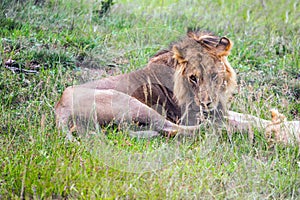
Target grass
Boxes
[0,0,300,199]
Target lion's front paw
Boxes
[265,109,289,144]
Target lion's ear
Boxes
[216,37,233,56]
[172,45,186,64]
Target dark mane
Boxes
[152,49,170,58]
[148,49,174,67]
[148,30,232,68]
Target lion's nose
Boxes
[199,91,213,109]
[200,101,212,109]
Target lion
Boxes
[55,30,300,142]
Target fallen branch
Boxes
[4,59,39,74]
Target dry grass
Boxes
[0,0,299,199]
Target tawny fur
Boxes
[55,30,299,144]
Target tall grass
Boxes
[0,0,299,199]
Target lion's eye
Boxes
[189,75,198,84]
[212,73,218,81]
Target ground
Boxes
[0,0,299,199]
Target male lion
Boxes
[55,30,300,143]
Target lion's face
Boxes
[173,32,236,119]
[184,53,228,111]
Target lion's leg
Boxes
[55,87,201,138]
[55,86,77,140]
[226,111,269,131]
[226,111,300,144]
[91,89,200,136]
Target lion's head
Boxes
[172,30,236,119]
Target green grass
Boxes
[1,0,300,199]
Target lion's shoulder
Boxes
[147,49,174,68]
